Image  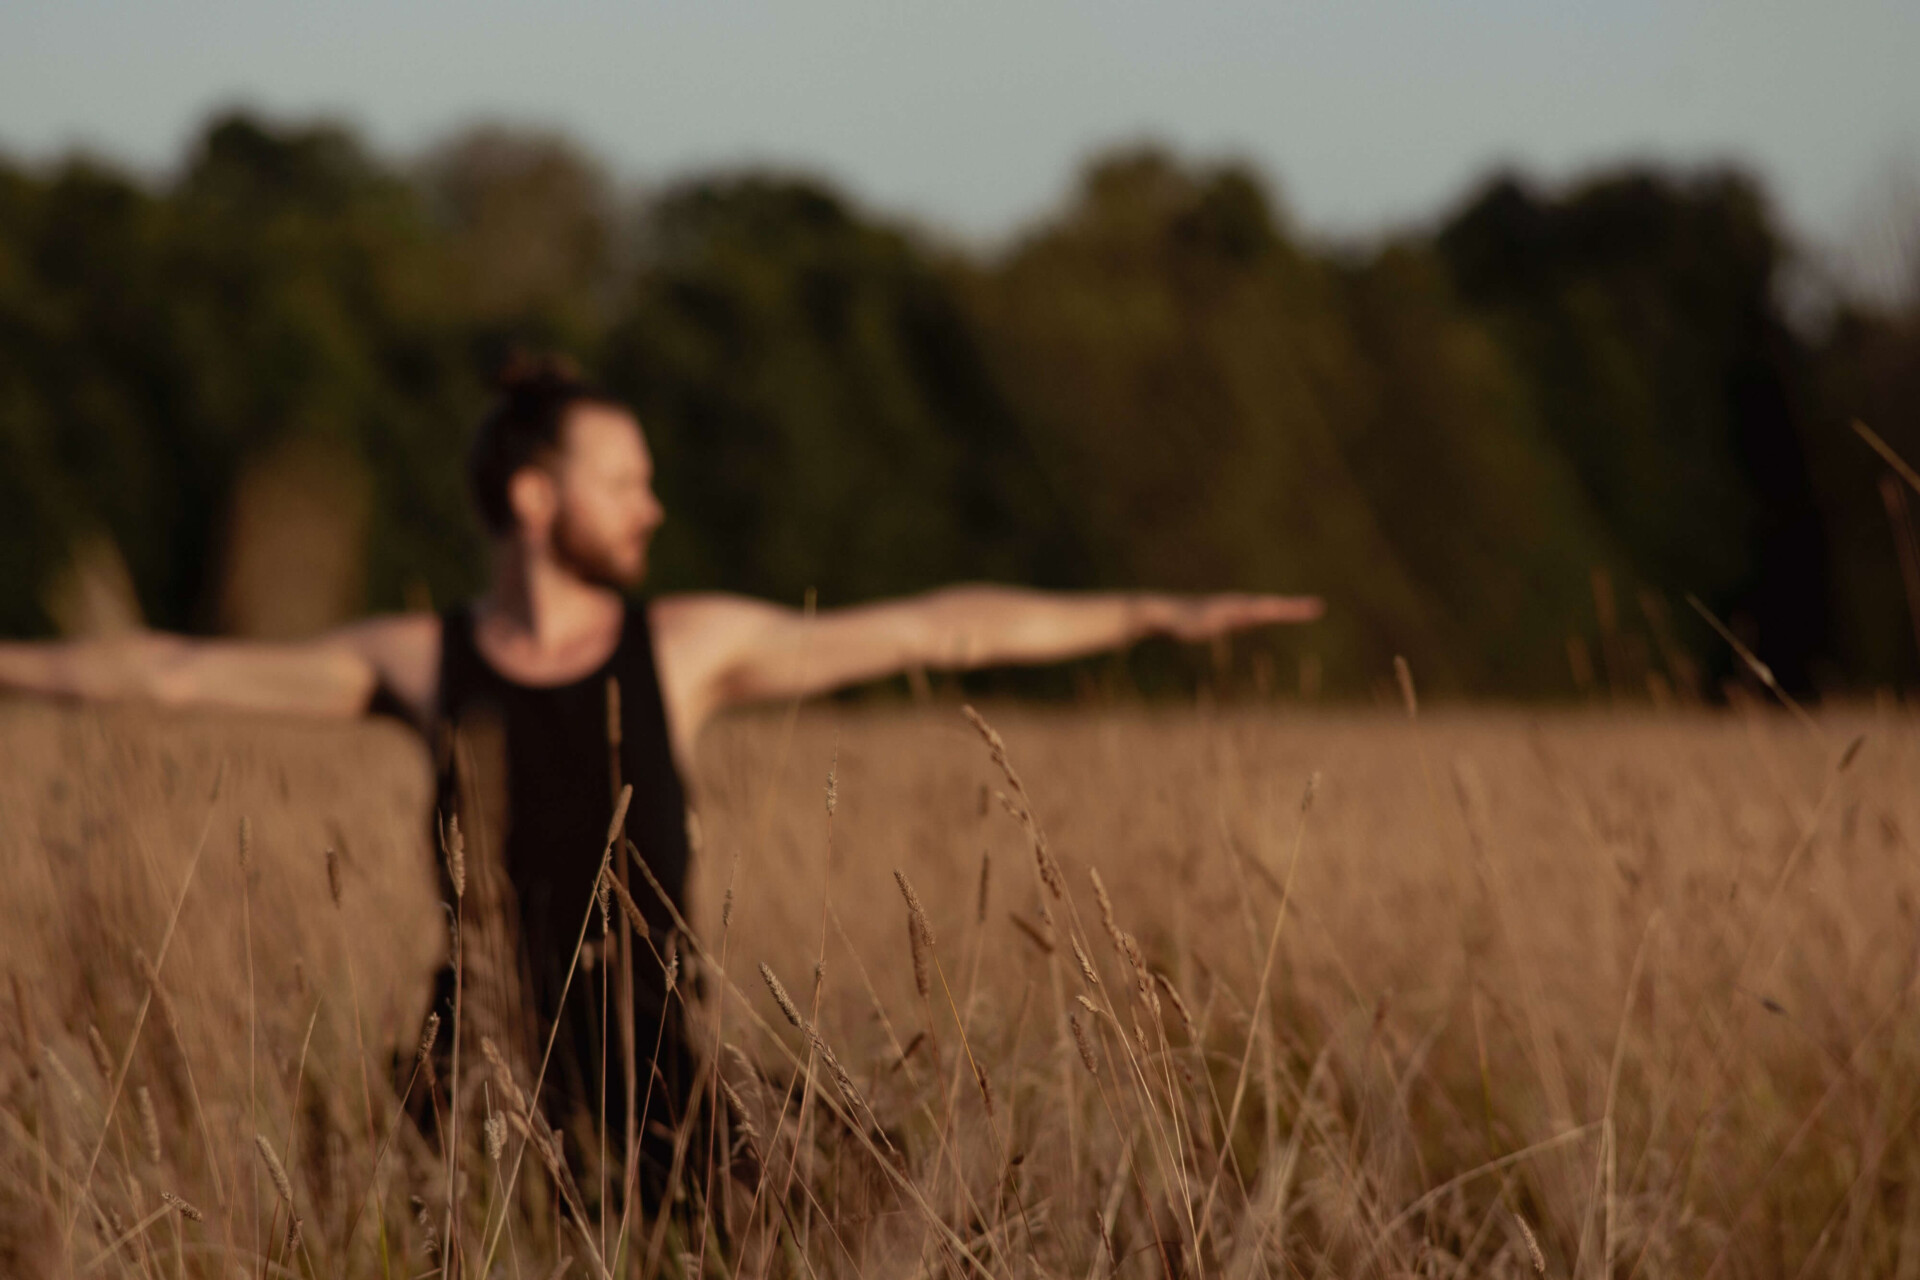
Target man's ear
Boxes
[507,465,558,538]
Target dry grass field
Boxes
[1,694,1916,1278]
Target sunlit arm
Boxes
[655,584,1323,724]
[0,617,436,720]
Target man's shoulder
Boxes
[648,593,785,647]
[649,592,738,628]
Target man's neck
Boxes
[478,542,625,653]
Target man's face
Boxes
[545,403,665,589]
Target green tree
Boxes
[1438,169,1827,689]
[0,113,488,634]
[597,175,1084,606]
[969,149,1615,692]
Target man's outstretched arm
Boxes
[0,615,439,721]
[654,584,1322,731]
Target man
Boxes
[0,359,1322,1195]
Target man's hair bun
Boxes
[493,350,584,394]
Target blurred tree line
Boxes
[2,112,1917,697]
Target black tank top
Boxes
[431,599,691,1033]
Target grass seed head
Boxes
[721,1077,761,1154]
[962,704,1010,771]
[45,1048,86,1110]
[484,1112,506,1161]
[1032,834,1064,900]
[813,1034,866,1118]
[1117,930,1155,1008]
[602,868,652,941]
[1515,1211,1546,1274]
[893,869,935,948]
[894,869,936,997]
[1070,1012,1099,1077]
[977,848,991,923]
[237,815,252,872]
[1009,911,1056,955]
[137,1085,161,1163]
[965,705,1065,897]
[1072,937,1100,986]
[604,784,633,853]
[1155,972,1196,1037]
[908,929,930,998]
[1090,867,1120,949]
[973,1060,996,1118]
[761,964,804,1029]
[160,1191,202,1223]
[416,1011,440,1066]
[443,813,466,899]
[254,1132,294,1207]
[86,1023,113,1082]
[413,1196,441,1263]
[481,1036,530,1121]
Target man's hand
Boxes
[1149,592,1324,643]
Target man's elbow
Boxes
[711,655,789,711]
[144,643,204,706]
[904,590,990,671]
[46,635,178,703]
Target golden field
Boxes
[1,695,1915,1278]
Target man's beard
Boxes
[552,509,645,590]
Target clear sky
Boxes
[5,1,1917,272]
